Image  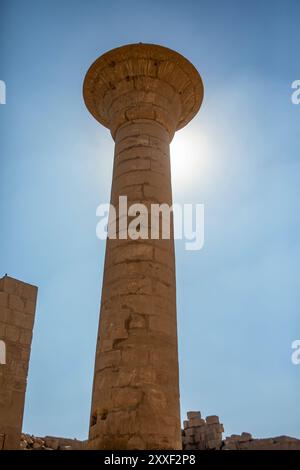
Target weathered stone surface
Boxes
[206,415,219,425]
[182,411,224,450]
[44,436,60,450]
[20,434,85,450]
[0,276,37,450]
[83,43,203,140]
[17,409,300,451]
[83,44,203,450]
[187,411,201,420]
[182,411,300,451]
[189,417,205,428]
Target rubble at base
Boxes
[20,411,300,451]
[222,434,300,450]
[20,434,85,450]
[182,411,300,450]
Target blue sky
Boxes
[0,0,299,440]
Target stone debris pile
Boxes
[223,433,300,450]
[19,411,300,451]
[182,411,224,450]
[182,411,300,451]
[20,434,84,450]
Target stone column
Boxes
[0,275,37,450]
[83,43,203,450]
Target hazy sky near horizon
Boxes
[1,0,300,440]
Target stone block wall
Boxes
[20,434,86,450]
[1,274,299,452]
[182,411,224,450]
[0,275,37,449]
[182,411,300,451]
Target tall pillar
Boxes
[0,275,37,450]
[83,43,203,450]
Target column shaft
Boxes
[89,119,181,450]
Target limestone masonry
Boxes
[83,43,203,450]
[0,275,37,450]
[17,411,300,451]
[181,411,300,450]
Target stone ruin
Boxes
[20,434,85,451]
[1,275,300,451]
[82,42,204,450]
[182,411,224,450]
[0,275,37,450]
[13,410,300,451]
[181,411,300,451]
